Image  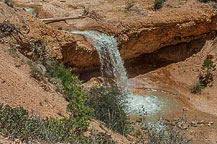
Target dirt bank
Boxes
[12,0,217,71]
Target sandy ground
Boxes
[0,42,68,119]
[128,38,217,144]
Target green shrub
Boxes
[88,87,130,135]
[0,104,92,143]
[28,57,94,132]
[203,59,214,69]
[47,62,94,132]
[191,82,205,94]
[191,57,215,94]
[154,0,165,9]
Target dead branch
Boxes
[0,20,37,52]
[40,16,85,24]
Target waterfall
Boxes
[69,30,164,115]
[69,30,131,95]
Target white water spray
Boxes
[69,30,163,115]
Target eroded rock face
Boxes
[9,0,217,71]
[0,2,95,68]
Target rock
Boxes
[14,139,20,143]
[190,130,194,135]
[171,121,176,126]
[190,121,197,127]
[197,120,205,125]
[11,0,217,71]
[15,61,22,67]
[26,51,33,57]
[182,107,189,111]
[207,122,213,126]
[49,77,58,84]
[177,122,189,130]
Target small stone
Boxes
[207,122,213,126]
[171,121,176,126]
[15,63,21,67]
[49,77,59,84]
[190,130,194,135]
[190,121,197,127]
[197,120,205,125]
[182,107,189,111]
[177,122,189,130]
[26,51,33,56]
[15,139,20,143]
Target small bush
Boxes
[132,116,190,144]
[0,104,92,143]
[28,45,94,132]
[47,62,94,132]
[203,59,214,69]
[191,82,205,94]
[142,122,190,144]
[154,0,165,10]
[191,57,215,94]
[88,87,130,135]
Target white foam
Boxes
[126,94,164,115]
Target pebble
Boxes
[207,122,213,126]
[26,51,33,56]
[197,120,205,125]
[177,122,189,130]
[190,130,194,135]
[190,121,197,127]
[182,107,189,111]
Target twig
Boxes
[40,16,85,24]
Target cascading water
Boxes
[69,30,164,115]
[69,30,131,95]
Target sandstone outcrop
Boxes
[7,0,217,71]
